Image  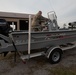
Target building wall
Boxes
[0,17,29,30]
[0,11,34,30]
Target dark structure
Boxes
[0,19,12,36]
[68,22,76,29]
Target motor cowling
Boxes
[0,19,12,36]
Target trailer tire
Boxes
[49,49,62,64]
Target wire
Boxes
[48,0,55,11]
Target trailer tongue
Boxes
[0,11,76,64]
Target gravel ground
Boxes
[0,48,76,75]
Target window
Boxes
[7,21,17,30]
[19,20,29,30]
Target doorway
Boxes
[19,20,29,30]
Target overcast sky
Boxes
[0,0,76,27]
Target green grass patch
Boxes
[47,65,76,75]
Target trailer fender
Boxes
[46,46,63,58]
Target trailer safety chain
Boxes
[9,34,26,64]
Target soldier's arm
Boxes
[40,16,49,21]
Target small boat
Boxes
[0,11,76,64]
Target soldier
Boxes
[31,11,49,31]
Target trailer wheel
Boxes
[49,49,62,64]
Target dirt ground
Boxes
[0,48,76,75]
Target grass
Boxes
[0,52,14,60]
[46,65,76,75]
[0,52,20,68]
[0,50,76,75]
[0,69,10,74]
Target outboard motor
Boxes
[0,19,12,36]
[0,19,13,56]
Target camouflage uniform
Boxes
[31,11,48,31]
